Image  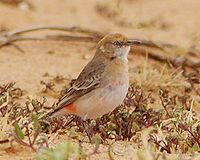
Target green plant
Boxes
[36,142,86,160]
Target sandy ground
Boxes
[1,0,200,95]
[0,0,200,159]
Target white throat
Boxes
[114,46,130,60]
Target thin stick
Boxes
[143,51,200,68]
[0,25,104,48]
[0,25,199,69]
[1,25,104,38]
[0,35,99,48]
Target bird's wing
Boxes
[50,57,106,114]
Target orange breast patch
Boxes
[65,103,77,113]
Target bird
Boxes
[49,33,141,119]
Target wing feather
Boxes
[50,56,106,115]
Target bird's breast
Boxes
[74,61,129,119]
[96,76,129,116]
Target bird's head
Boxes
[96,33,131,60]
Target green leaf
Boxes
[32,114,40,132]
[36,142,86,160]
[91,134,102,146]
[192,144,200,152]
[14,123,24,140]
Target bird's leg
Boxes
[81,114,93,141]
[74,115,91,140]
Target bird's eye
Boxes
[113,41,121,46]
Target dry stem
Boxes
[0,25,199,69]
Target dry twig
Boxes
[0,25,199,69]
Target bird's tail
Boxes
[39,103,70,121]
[49,107,70,118]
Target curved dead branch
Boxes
[0,25,199,69]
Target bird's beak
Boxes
[126,39,163,50]
[126,39,142,46]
